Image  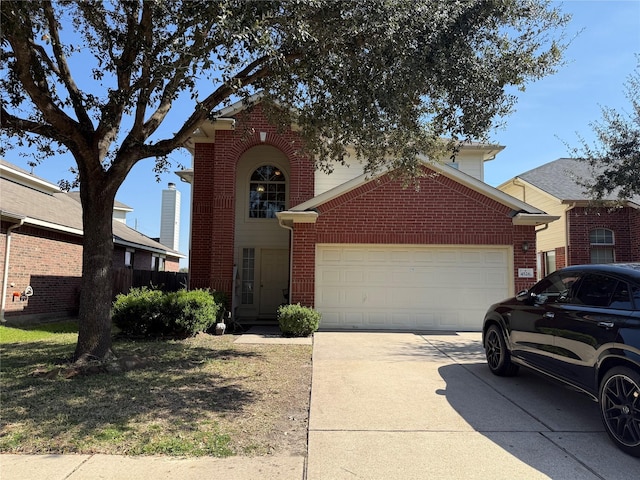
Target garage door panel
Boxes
[316,245,511,331]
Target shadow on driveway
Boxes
[434,335,640,480]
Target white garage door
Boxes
[315,244,512,331]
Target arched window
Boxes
[589,228,615,263]
[248,165,286,218]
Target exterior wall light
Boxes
[522,241,529,253]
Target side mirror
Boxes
[515,290,530,302]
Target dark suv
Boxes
[482,263,640,457]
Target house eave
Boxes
[21,217,84,236]
[512,213,561,226]
[113,238,186,258]
[276,211,319,224]
[176,169,194,184]
[560,199,640,209]
[1,210,26,224]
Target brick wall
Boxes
[190,105,314,299]
[555,246,567,270]
[566,206,637,264]
[1,222,180,322]
[290,169,538,305]
[1,223,82,320]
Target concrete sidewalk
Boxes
[3,330,639,479]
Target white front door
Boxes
[315,244,512,331]
[259,249,289,317]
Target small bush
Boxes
[167,289,220,336]
[112,287,166,336]
[277,303,321,337]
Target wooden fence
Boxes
[112,268,188,297]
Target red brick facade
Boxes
[566,206,639,265]
[2,224,181,322]
[1,223,83,320]
[190,105,314,296]
[189,106,540,310]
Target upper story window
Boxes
[589,228,615,263]
[249,165,286,218]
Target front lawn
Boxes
[0,322,312,456]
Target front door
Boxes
[259,249,289,317]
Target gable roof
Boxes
[1,160,184,258]
[283,155,558,226]
[503,158,640,206]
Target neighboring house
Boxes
[1,160,184,322]
[177,100,559,331]
[498,158,640,277]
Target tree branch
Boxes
[93,2,140,159]
[42,0,94,132]
[1,106,66,140]
[2,3,83,147]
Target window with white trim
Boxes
[249,165,286,218]
[241,248,255,304]
[125,249,135,268]
[543,250,556,276]
[152,254,166,272]
[589,228,615,264]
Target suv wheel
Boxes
[484,324,519,377]
[599,366,640,457]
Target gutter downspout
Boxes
[278,217,294,305]
[1,219,24,323]
[512,178,526,203]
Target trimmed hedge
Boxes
[277,303,321,337]
[112,287,221,337]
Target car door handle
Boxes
[543,312,555,318]
[598,321,614,329]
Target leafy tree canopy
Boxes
[2,0,568,176]
[572,59,640,201]
[0,0,569,361]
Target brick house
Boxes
[498,158,640,278]
[178,99,559,331]
[1,160,184,322]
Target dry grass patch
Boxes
[0,327,312,457]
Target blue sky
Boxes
[7,1,639,268]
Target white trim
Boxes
[24,217,84,236]
[115,239,185,258]
[0,163,61,194]
[276,211,319,224]
[512,213,561,226]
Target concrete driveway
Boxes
[307,331,639,480]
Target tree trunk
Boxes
[73,175,118,363]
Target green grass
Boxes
[0,321,79,343]
[0,321,312,457]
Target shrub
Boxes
[112,288,221,338]
[167,289,220,336]
[277,303,321,337]
[112,287,166,336]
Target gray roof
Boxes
[1,163,183,258]
[517,158,640,205]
